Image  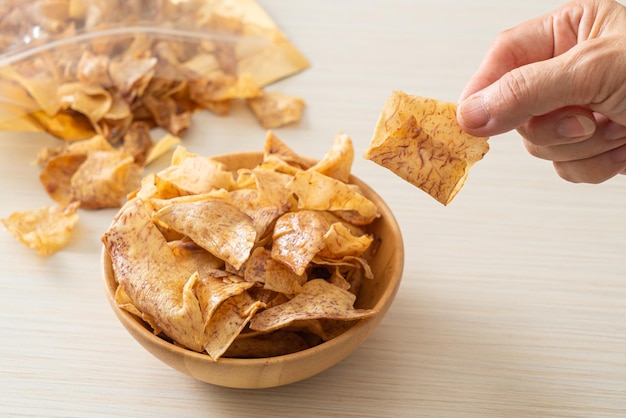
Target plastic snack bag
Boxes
[0,0,310,142]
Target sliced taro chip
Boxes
[271,210,329,276]
[1,201,80,256]
[288,170,379,223]
[249,279,378,333]
[364,90,489,205]
[153,199,256,270]
[101,199,206,352]
[39,153,88,204]
[203,291,265,360]
[69,150,142,209]
[318,222,373,259]
[246,91,305,129]
[307,132,354,183]
[263,258,307,295]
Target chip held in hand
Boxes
[364,91,490,205]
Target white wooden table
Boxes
[2,1,625,416]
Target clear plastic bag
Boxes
[0,0,309,141]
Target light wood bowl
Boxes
[102,151,404,389]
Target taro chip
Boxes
[319,222,374,259]
[288,170,380,223]
[203,292,265,360]
[364,90,490,205]
[262,131,312,170]
[253,168,294,209]
[271,210,329,276]
[120,122,154,166]
[228,189,282,240]
[144,133,182,166]
[1,202,80,256]
[40,153,88,204]
[246,91,305,129]
[243,247,271,284]
[224,331,309,358]
[70,150,142,209]
[169,239,225,276]
[307,133,354,183]
[153,200,256,269]
[101,199,206,352]
[155,152,235,195]
[194,275,256,323]
[189,72,262,104]
[249,279,378,333]
[31,109,97,141]
[264,259,307,295]
[57,82,113,124]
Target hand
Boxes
[457,0,626,183]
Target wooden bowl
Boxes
[102,151,404,389]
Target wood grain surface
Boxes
[1,1,625,417]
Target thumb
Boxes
[457,40,624,137]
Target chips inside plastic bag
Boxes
[101,132,381,359]
[0,0,309,141]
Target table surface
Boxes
[2,1,626,417]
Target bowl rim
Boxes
[101,150,405,366]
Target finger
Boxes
[553,143,626,183]
[518,106,597,147]
[524,134,626,163]
[458,37,626,137]
[459,2,585,101]
[522,113,626,162]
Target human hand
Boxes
[457,0,626,183]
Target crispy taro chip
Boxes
[39,153,88,205]
[144,133,182,166]
[271,210,330,276]
[308,132,354,183]
[70,150,142,209]
[249,279,378,333]
[262,130,312,171]
[155,152,235,196]
[203,291,265,360]
[246,91,305,129]
[153,200,256,270]
[101,199,206,352]
[169,238,225,275]
[318,222,374,259]
[1,202,80,256]
[364,91,490,205]
[194,274,256,328]
[288,170,380,224]
[264,258,307,295]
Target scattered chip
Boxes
[364,90,489,205]
[102,133,381,359]
[247,91,305,129]
[1,202,80,256]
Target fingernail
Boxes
[604,121,626,140]
[557,115,596,139]
[459,95,490,129]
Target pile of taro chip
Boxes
[0,0,309,140]
[101,132,382,359]
[0,0,311,255]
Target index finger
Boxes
[459,2,585,101]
